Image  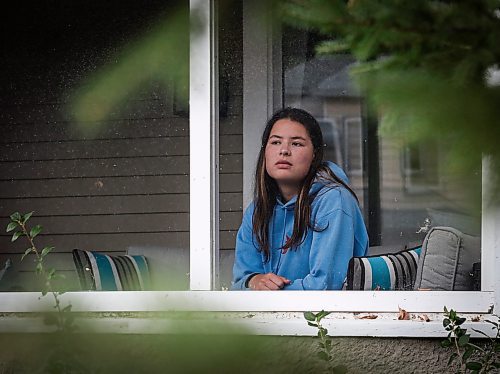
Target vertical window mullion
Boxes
[481,156,500,313]
[189,0,217,290]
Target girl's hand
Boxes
[248,273,291,290]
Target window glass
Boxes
[281,26,482,276]
[0,1,190,291]
[217,0,244,290]
[214,1,484,292]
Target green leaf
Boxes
[462,347,474,361]
[447,352,458,366]
[470,327,490,339]
[443,318,451,328]
[456,317,466,326]
[22,212,33,222]
[444,306,449,313]
[440,339,452,348]
[458,334,470,347]
[52,273,66,280]
[317,351,329,362]
[36,262,43,274]
[6,222,18,232]
[466,342,484,352]
[307,321,318,327]
[46,268,56,280]
[317,310,331,321]
[450,310,457,320]
[10,212,21,222]
[316,40,349,54]
[485,319,500,328]
[41,246,54,257]
[30,225,42,238]
[11,231,23,242]
[21,248,33,261]
[465,362,482,371]
[304,311,316,321]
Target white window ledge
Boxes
[0,290,496,336]
[0,291,493,313]
[0,311,496,338]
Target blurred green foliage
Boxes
[70,3,189,130]
[0,331,327,374]
[282,0,500,206]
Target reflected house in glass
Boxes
[282,54,481,247]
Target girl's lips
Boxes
[275,161,292,169]
[275,160,292,166]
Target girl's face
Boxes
[265,118,314,197]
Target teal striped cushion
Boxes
[72,249,151,291]
[346,246,421,290]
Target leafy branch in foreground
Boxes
[304,310,347,374]
[6,212,74,332]
[282,0,500,207]
[441,307,500,373]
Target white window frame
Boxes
[0,0,498,338]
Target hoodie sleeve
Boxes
[284,193,368,291]
[231,205,265,290]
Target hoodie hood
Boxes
[280,161,349,207]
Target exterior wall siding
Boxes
[0,1,191,291]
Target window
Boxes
[0,0,498,338]
[1,1,191,291]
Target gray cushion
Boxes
[413,227,480,291]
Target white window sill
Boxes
[0,291,495,337]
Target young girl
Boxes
[232,107,368,290]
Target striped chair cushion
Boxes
[72,249,151,291]
[346,246,421,290]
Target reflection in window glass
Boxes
[216,5,482,291]
[0,1,190,291]
[217,0,244,290]
[282,26,482,250]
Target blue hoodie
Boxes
[232,161,368,290]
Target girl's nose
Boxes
[279,148,290,156]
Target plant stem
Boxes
[17,219,64,327]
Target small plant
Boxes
[304,310,347,374]
[441,306,500,373]
[6,212,74,332]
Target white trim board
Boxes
[0,313,496,338]
[0,291,493,313]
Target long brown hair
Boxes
[252,107,358,262]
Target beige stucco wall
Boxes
[0,333,459,373]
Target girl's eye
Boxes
[292,142,304,147]
[270,140,281,145]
